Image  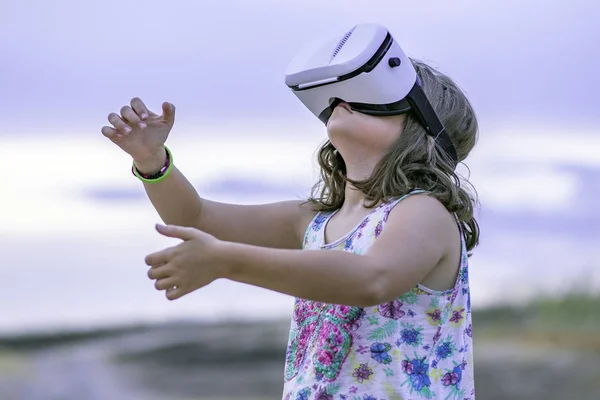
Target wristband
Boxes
[132,146,173,183]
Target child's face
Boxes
[326,102,406,154]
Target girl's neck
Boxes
[340,184,382,215]
[337,147,388,213]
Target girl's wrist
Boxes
[215,241,246,281]
[133,147,167,175]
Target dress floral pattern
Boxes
[282,190,475,400]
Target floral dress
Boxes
[282,190,475,400]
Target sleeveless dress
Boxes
[282,190,475,400]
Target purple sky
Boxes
[0,0,598,135]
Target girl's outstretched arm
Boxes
[224,195,453,306]
[145,194,456,306]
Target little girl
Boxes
[102,58,479,399]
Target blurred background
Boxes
[1,0,599,399]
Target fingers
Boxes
[108,113,132,135]
[130,97,150,120]
[148,269,187,301]
[155,224,196,240]
[166,286,187,301]
[147,264,172,280]
[102,99,173,139]
[145,248,174,267]
[101,125,121,140]
[161,102,176,123]
[120,105,146,129]
[154,276,178,290]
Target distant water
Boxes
[2,125,599,335]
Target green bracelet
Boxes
[132,146,174,183]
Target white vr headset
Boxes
[284,23,457,165]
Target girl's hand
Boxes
[101,98,176,165]
[144,224,228,300]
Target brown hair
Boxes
[305,59,481,253]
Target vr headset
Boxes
[284,23,457,165]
